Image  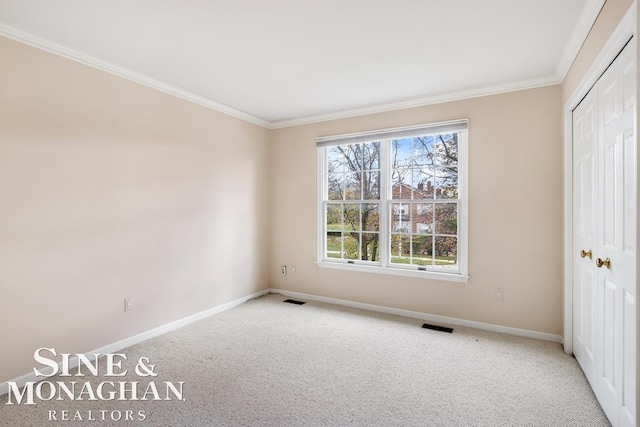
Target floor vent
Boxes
[283,299,306,305]
[422,323,453,333]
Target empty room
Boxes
[0,1,638,426]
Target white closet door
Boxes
[573,83,598,385]
[572,38,636,427]
[597,37,636,427]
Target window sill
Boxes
[316,261,469,283]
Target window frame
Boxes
[316,121,469,283]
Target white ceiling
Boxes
[0,0,600,128]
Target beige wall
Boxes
[270,86,563,335]
[0,36,271,382]
[562,0,634,104]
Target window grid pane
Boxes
[388,200,458,268]
[324,141,381,263]
[322,131,462,273]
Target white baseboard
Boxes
[270,288,564,344]
[2,286,563,396]
[0,288,270,396]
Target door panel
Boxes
[602,139,619,247]
[601,79,620,125]
[624,131,635,253]
[602,279,617,393]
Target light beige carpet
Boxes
[1,293,610,426]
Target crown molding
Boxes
[1,0,603,132]
[555,0,606,81]
[271,0,605,129]
[0,20,272,129]
[270,75,560,129]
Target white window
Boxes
[316,120,468,282]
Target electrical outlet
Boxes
[124,297,134,312]
[494,288,504,302]
[281,265,287,276]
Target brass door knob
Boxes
[595,257,611,269]
[580,249,592,259]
